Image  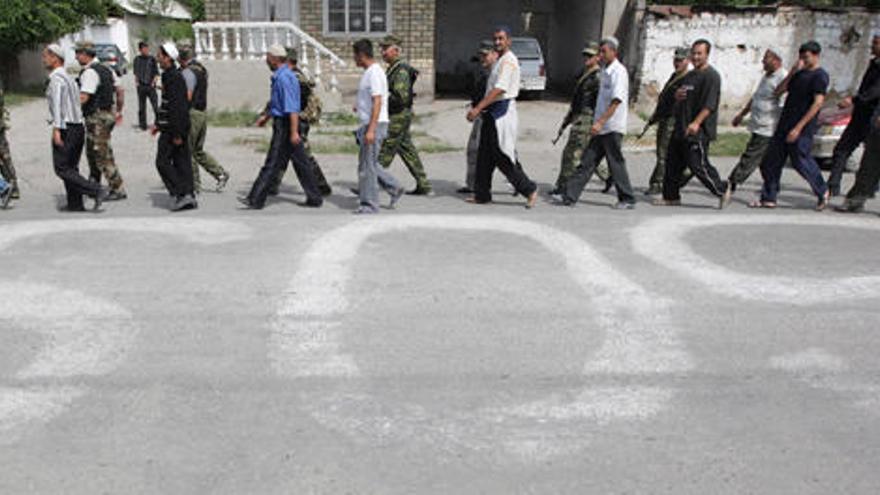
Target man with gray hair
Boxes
[42,44,108,211]
[556,36,636,209]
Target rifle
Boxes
[552,118,570,145]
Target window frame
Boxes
[322,0,392,38]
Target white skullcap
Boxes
[161,42,179,61]
[267,43,287,57]
[600,36,620,51]
[46,44,66,61]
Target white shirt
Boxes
[595,58,628,135]
[748,68,787,137]
[357,62,389,125]
[79,60,121,95]
[486,50,520,100]
[46,67,83,129]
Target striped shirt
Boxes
[46,67,83,129]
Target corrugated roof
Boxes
[115,0,192,20]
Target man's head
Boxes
[799,40,822,69]
[157,42,179,70]
[352,38,374,68]
[872,33,880,58]
[42,44,65,71]
[762,49,782,74]
[598,37,619,65]
[493,26,512,54]
[673,47,690,72]
[138,41,150,56]
[690,39,711,69]
[286,47,298,68]
[582,42,600,69]
[177,44,193,67]
[74,41,96,66]
[379,35,402,64]
[266,43,287,71]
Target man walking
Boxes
[351,39,404,214]
[43,44,108,212]
[458,40,496,195]
[751,41,830,210]
[836,105,880,213]
[179,45,230,193]
[550,42,605,195]
[239,44,323,210]
[378,35,432,195]
[152,42,197,211]
[655,39,728,208]
[827,33,880,196]
[556,37,635,209]
[0,79,19,200]
[466,26,538,208]
[0,176,12,209]
[644,47,691,196]
[134,41,160,131]
[75,41,126,201]
[721,49,786,206]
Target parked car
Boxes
[95,43,127,77]
[813,106,860,172]
[510,37,546,98]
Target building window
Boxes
[324,0,390,36]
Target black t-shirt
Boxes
[777,67,829,136]
[674,65,721,141]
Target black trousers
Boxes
[52,124,99,210]
[137,85,159,130]
[269,120,330,192]
[563,132,635,204]
[845,127,880,206]
[248,117,322,208]
[828,112,871,194]
[663,135,727,201]
[474,114,536,203]
[156,132,194,198]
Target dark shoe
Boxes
[349,187,360,196]
[298,199,323,208]
[93,186,110,211]
[644,185,662,196]
[652,198,681,207]
[319,185,333,197]
[238,196,259,209]
[550,193,574,206]
[216,173,229,192]
[613,201,635,210]
[61,205,88,212]
[0,185,12,209]
[834,202,865,213]
[106,190,127,201]
[456,187,473,194]
[353,206,379,215]
[828,185,841,197]
[171,194,197,212]
[10,184,20,200]
[389,187,405,209]
[406,187,433,196]
[602,179,614,194]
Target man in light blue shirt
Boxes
[240,44,323,209]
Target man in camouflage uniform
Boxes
[644,47,692,195]
[378,35,432,195]
[179,45,229,193]
[257,48,332,196]
[0,80,19,200]
[75,41,127,200]
[551,42,609,195]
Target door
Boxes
[242,0,299,22]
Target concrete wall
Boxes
[634,7,880,120]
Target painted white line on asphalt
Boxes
[631,215,880,305]
[273,215,690,460]
[0,218,253,440]
[769,348,846,373]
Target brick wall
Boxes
[204,0,242,21]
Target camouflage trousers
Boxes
[648,116,691,190]
[189,109,228,192]
[0,129,16,187]
[379,110,430,191]
[85,111,125,193]
[556,112,609,190]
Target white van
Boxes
[511,37,546,97]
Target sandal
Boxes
[748,199,777,209]
[815,191,830,212]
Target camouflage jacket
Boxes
[650,69,689,125]
[564,67,600,125]
[386,58,419,115]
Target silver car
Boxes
[511,37,546,98]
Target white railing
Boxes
[192,21,346,93]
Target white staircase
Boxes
[192,21,346,94]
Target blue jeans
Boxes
[0,177,7,192]
[357,123,399,211]
[759,131,828,203]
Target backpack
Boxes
[295,68,322,125]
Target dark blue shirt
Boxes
[269,65,301,117]
[777,67,829,136]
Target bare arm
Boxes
[788,93,825,142]
[591,99,621,135]
[365,94,382,145]
[290,112,301,145]
[474,88,505,114]
[733,99,752,126]
[115,87,124,113]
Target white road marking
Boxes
[0,218,252,442]
[631,215,880,305]
[273,215,690,460]
[769,348,846,374]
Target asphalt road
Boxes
[1,92,879,494]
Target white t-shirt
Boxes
[357,62,389,125]
[748,68,787,137]
[79,60,121,95]
[595,58,628,135]
[486,50,520,100]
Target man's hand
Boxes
[793,59,805,72]
[365,127,376,145]
[675,86,689,102]
[466,108,480,122]
[290,131,302,146]
[172,136,183,146]
[52,129,63,147]
[786,126,801,144]
[115,111,123,126]
[686,122,701,137]
[150,125,159,136]
[590,120,604,136]
[838,96,854,110]
[254,114,269,127]
[732,113,744,127]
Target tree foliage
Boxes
[0,0,107,56]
